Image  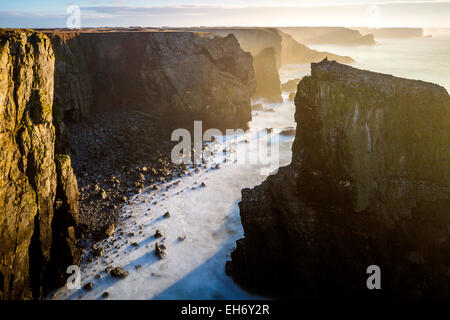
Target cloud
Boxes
[1,1,449,28]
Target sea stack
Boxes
[228,59,450,298]
[252,47,283,103]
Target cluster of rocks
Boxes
[81,265,129,298]
[64,109,188,240]
[79,207,180,297]
[107,266,129,279]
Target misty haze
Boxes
[0,0,449,308]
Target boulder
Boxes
[155,243,167,259]
[110,267,129,279]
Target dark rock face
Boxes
[228,59,450,298]
[0,30,80,300]
[252,48,282,103]
[45,154,81,291]
[49,34,93,153]
[46,31,256,131]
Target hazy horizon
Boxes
[1,0,450,29]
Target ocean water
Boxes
[309,36,450,92]
[50,37,448,300]
[50,84,299,301]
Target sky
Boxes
[1,0,450,28]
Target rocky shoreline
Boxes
[0,28,256,299]
[1,25,357,299]
[66,109,178,242]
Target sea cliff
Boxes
[252,48,282,103]
[47,30,256,132]
[228,59,450,298]
[175,27,353,103]
[0,29,80,299]
[179,27,354,67]
[1,28,259,299]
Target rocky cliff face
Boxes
[46,31,256,131]
[0,30,80,300]
[175,28,353,103]
[252,48,282,103]
[182,28,284,67]
[180,27,354,67]
[228,59,450,298]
